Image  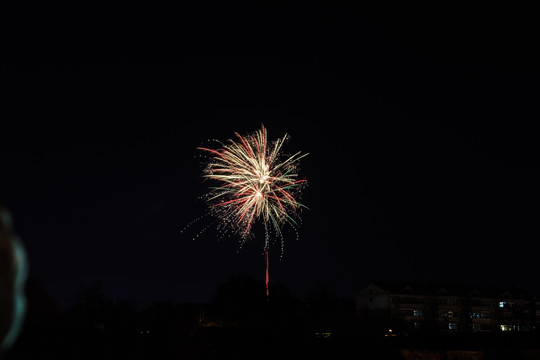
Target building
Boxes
[355,282,537,334]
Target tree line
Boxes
[5,274,355,360]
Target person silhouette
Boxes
[0,207,28,354]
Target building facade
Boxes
[355,282,537,334]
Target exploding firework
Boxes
[197,124,308,253]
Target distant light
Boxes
[314,332,332,338]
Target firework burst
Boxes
[197,124,308,253]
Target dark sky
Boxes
[1,2,538,307]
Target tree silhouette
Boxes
[211,273,267,327]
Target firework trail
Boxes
[194,124,308,297]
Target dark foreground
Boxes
[5,277,540,359]
[5,325,540,360]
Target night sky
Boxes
[1,2,538,308]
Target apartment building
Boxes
[355,282,536,334]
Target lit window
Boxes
[439,311,456,318]
[499,301,514,308]
[448,323,457,330]
[413,309,423,317]
[470,312,490,319]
